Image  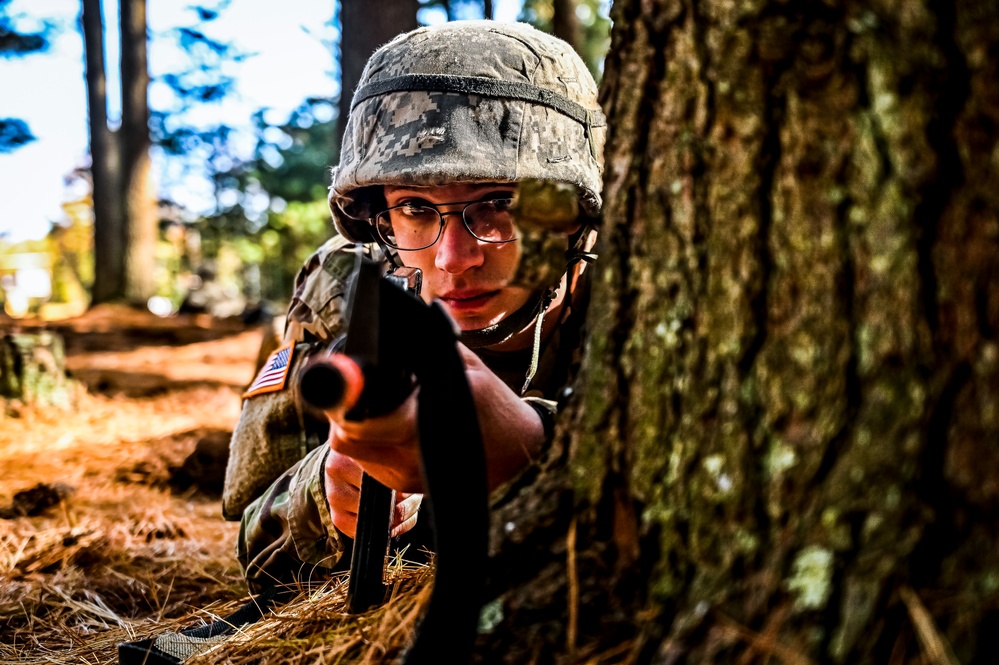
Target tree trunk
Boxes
[82,0,125,305]
[557,0,999,662]
[0,332,75,409]
[83,0,156,307]
[552,0,583,55]
[119,0,156,305]
[336,0,419,143]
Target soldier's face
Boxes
[383,183,532,331]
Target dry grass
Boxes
[191,559,433,665]
[0,381,246,663]
[0,321,432,664]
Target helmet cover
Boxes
[329,20,606,247]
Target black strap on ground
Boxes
[117,586,283,665]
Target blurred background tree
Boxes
[82,0,155,306]
[338,0,418,146]
[520,0,610,77]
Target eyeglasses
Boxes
[372,196,520,251]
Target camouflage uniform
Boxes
[222,20,603,593]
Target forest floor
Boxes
[0,307,427,664]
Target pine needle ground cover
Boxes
[0,310,430,664]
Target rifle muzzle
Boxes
[298,354,365,414]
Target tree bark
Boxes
[556,0,999,662]
[477,0,999,662]
[336,0,419,144]
[119,0,156,305]
[82,0,125,305]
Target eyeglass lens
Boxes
[375,199,518,250]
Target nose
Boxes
[434,211,484,274]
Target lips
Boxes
[438,289,499,312]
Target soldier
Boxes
[224,20,606,592]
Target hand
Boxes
[324,448,423,539]
[327,389,426,493]
[324,344,548,504]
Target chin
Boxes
[451,312,503,331]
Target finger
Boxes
[393,493,422,525]
[327,476,360,511]
[390,493,423,538]
[336,393,419,442]
[390,512,419,539]
[330,438,419,467]
[325,451,362,525]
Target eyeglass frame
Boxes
[369,196,520,251]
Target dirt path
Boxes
[0,310,265,662]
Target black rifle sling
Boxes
[117,586,284,665]
[375,282,489,664]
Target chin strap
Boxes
[459,292,545,349]
[518,223,598,392]
[385,220,600,393]
[378,237,546,352]
[521,287,557,394]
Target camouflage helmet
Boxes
[328,20,606,243]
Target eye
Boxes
[483,197,514,211]
[396,199,434,216]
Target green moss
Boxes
[981,571,999,595]
[821,508,853,551]
[885,485,902,510]
[787,546,834,611]
[477,598,504,634]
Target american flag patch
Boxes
[243,344,296,399]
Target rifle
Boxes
[298,249,490,663]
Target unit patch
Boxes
[243,344,295,399]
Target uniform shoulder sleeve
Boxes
[224,237,368,519]
[285,235,362,344]
[222,341,321,520]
